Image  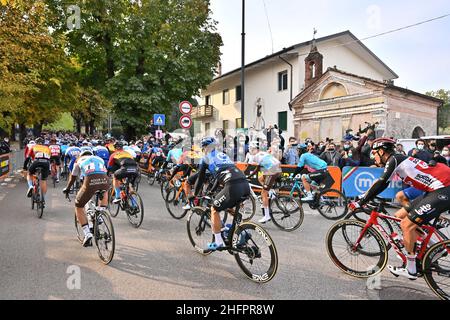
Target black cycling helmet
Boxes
[114,141,123,149]
[201,137,217,148]
[80,150,93,157]
[35,137,44,145]
[372,138,396,152]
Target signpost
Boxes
[153,114,166,127]
[179,115,192,129]
[179,101,193,115]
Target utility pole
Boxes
[240,0,245,130]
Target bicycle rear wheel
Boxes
[147,171,156,186]
[270,196,304,232]
[94,211,115,265]
[74,215,84,243]
[326,219,388,278]
[35,186,44,219]
[239,196,256,222]
[165,188,189,220]
[423,240,450,300]
[233,222,278,283]
[108,187,120,218]
[126,191,144,228]
[317,189,348,220]
[186,208,213,256]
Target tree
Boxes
[426,90,450,131]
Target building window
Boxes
[235,85,242,102]
[223,89,230,105]
[223,120,229,131]
[310,62,316,79]
[205,123,210,135]
[205,95,211,106]
[278,111,287,131]
[235,118,242,129]
[278,71,288,91]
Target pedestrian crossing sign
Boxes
[153,114,166,126]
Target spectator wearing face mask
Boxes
[428,140,438,154]
[320,143,342,167]
[283,137,299,165]
[0,137,11,154]
[408,139,432,163]
[442,146,450,166]
[341,141,360,167]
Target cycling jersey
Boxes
[60,144,69,156]
[65,146,81,171]
[49,144,61,157]
[252,151,282,176]
[167,148,183,163]
[361,155,450,204]
[93,146,110,160]
[29,145,51,161]
[72,156,108,178]
[297,153,328,171]
[108,150,133,169]
[200,150,235,178]
[80,146,94,154]
[123,146,137,159]
[150,147,164,158]
[130,145,141,155]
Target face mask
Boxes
[417,145,424,150]
[443,151,449,157]
[329,148,335,152]
[319,144,324,148]
[344,145,350,150]
[348,153,353,158]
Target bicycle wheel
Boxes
[108,187,120,218]
[74,214,84,243]
[134,172,141,191]
[239,196,256,222]
[326,219,388,278]
[147,171,156,186]
[233,222,278,283]
[126,191,144,228]
[423,240,450,300]
[186,208,213,256]
[317,189,348,220]
[31,190,35,210]
[35,187,44,219]
[165,188,189,220]
[270,196,304,232]
[160,179,171,199]
[94,211,115,265]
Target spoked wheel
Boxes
[239,196,256,222]
[94,211,115,265]
[134,172,141,192]
[31,191,35,210]
[126,191,144,228]
[165,188,189,220]
[326,219,388,278]
[317,189,348,220]
[423,240,450,300]
[35,189,44,219]
[147,171,156,186]
[233,222,278,283]
[108,187,120,218]
[75,215,84,243]
[270,196,304,232]
[187,208,213,256]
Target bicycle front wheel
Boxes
[239,196,256,222]
[270,196,304,232]
[94,211,115,265]
[74,214,84,243]
[317,189,348,220]
[186,208,213,256]
[35,189,44,219]
[108,187,120,218]
[326,219,388,278]
[233,222,278,283]
[165,188,189,220]
[423,240,450,300]
[126,191,144,228]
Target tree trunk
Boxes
[124,125,136,142]
[89,120,95,135]
[33,123,43,137]
[75,118,82,133]
[19,123,27,149]
[10,123,16,141]
[84,121,89,135]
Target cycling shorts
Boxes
[50,156,61,166]
[407,186,450,226]
[259,173,282,191]
[403,187,425,201]
[303,169,334,189]
[114,165,138,182]
[212,179,250,212]
[75,174,109,208]
[29,160,50,180]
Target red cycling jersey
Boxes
[49,144,61,157]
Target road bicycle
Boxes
[165,177,190,220]
[289,177,348,220]
[186,195,278,283]
[50,161,59,188]
[109,176,144,228]
[30,167,45,219]
[326,202,450,300]
[68,191,115,265]
[243,178,304,231]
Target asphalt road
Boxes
[0,173,438,300]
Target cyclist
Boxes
[93,142,110,167]
[150,143,166,173]
[80,140,93,154]
[63,150,109,247]
[23,140,36,176]
[108,141,138,204]
[65,143,82,172]
[192,137,250,250]
[247,141,282,223]
[26,138,51,204]
[349,138,450,280]
[49,137,62,183]
[293,143,334,202]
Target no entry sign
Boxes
[179,101,193,115]
[179,115,192,129]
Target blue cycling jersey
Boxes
[65,147,81,160]
[167,148,183,163]
[93,146,110,160]
[74,156,107,178]
[80,146,93,153]
[298,153,328,170]
[60,145,69,156]
[201,150,234,177]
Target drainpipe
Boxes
[279,56,293,111]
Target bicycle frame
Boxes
[353,209,449,265]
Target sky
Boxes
[210,0,450,93]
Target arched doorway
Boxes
[412,126,425,139]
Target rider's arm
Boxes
[247,165,260,178]
[293,154,306,177]
[359,156,399,205]
[193,161,208,196]
[65,163,80,191]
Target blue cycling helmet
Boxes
[297,143,308,152]
[201,137,217,148]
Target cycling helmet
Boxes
[114,141,123,149]
[201,137,217,148]
[297,143,308,151]
[372,138,396,152]
[35,137,44,145]
[80,150,93,157]
[29,140,36,145]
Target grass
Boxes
[43,113,74,131]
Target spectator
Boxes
[408,139,432,163]
[315,141,326,156]
[359,135,375,167]
[395,143,406,156]
[442,145,450,166]
[343,129,360,142]
[432,150,448,165]
[341,141,360,167]
[283,137,299,165]
[428,140,438,154]
[320,142,342,167]
[0,136,11,154]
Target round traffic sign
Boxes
[179,101,193,114]
[179,115,192,129]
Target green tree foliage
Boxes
[426,89,450,130]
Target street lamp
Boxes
[240,0,245,130]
